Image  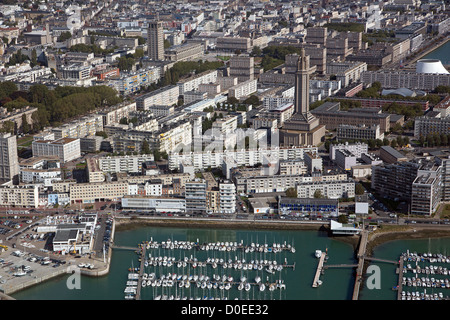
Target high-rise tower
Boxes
[147,18,164,61]
[0,133,19,183]
[280,49,325,147]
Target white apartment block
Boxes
[21,168,62,187]
[219,181,236,214]
[52,115,104,139]
[329,142,369,161]
[159,121,192,154]
[0,185,39,207]
[169,146,318,171]
[296,180,355,199]
[177,70,218,95]
[326,61,367,87]
[98,155,155,173]
[212,115,238,136]
[228,79,257,99]
[99,102,137,126]
[279,160,307,175]
[136,85,180,110]
[147,105,175,117]
[32,138,81,163]
[362,70,450,91]
[121,196,186,212]
[112,66,161,96]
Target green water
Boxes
[10,226,450,300]
[422,40,450,65]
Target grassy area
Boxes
[17,135,33,147]
[442,204,450,219]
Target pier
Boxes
[352,230,369,300]
[312,251,326,288]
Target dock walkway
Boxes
[312,252,326,288]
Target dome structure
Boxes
[381,88,427,97]
[416,59,449,74]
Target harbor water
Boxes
[422,40,450,65]
[10,225,450,300]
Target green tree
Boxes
[21,114,30,134]
[314,189,324,198]
[285,187,297,198]
[141,140,151,154]
[390,139,397,148]
[355,183,365,195]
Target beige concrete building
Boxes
[0,185,39,207]
[0,133,19,183]
[32,138,81,163]
[86,158,105,183]
[70,181,128,203]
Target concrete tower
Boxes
[280,49,325,147]
[147,17,164,61]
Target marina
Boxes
[120,238,296,300]
[397,251,450,300]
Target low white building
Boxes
[121,196,186,212]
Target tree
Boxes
[21,114,30,134]
[314,189,324,198]
[141,140,151,154]
[390,139,397,148]
[355,183,365,195]
[31,49,38,67]
[285,187,297,198]
[251,46,261,57]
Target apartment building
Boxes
[70,181,129,203]
[228,79,257,99]
[0,185,39,208]
[411,160,442,215]
[19,156,61,187]
[164,42,203,62]
[326,61,367,87]
[296,180,355,199]
[177,70,218,95]
[0,133,19,182]
[219,181,236,214]
[362,71,450,91]
[121,196,186,212]
[86,158,105,183]
[98,102,137,126]
[98,155,155,173]
[329,142,368,161]
[371,161,419,200]
[32,138,81,163]
[111,66,161,96]
[337,124,384,141]
[52,115,104,139]
[414,116,450,138]
[185,180,207,213]
[159,120,192,154]
[136,85,180,110]
[216,37,252,53]
[229,56,254,82]
[169,146,318,171]
[279,160,307,175]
